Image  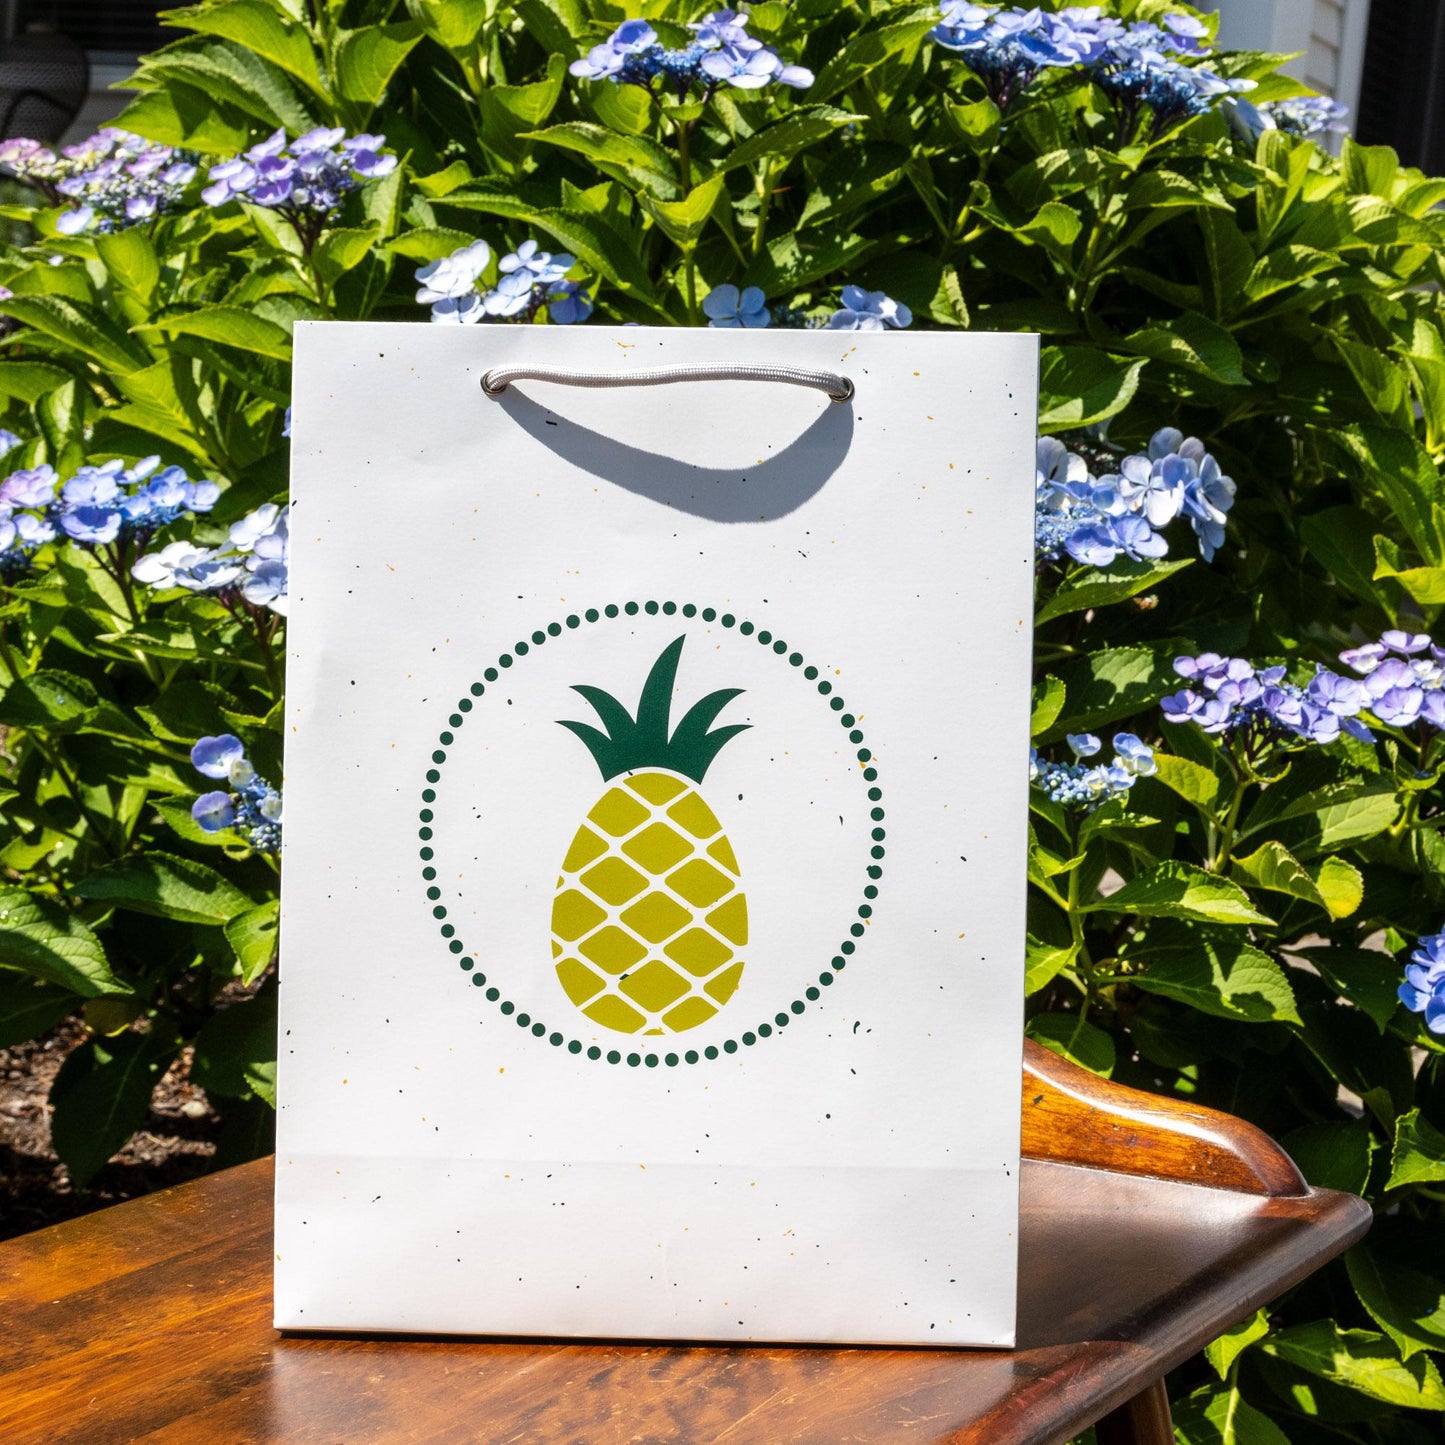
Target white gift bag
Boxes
[276,323,1037,1345]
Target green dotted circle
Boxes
[422,602,882,1067]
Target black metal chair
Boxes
[0,29,89,144]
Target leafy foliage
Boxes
[0,2,1441,1434]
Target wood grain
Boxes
[1020,1039,1309,1197]
[0,1151,1369,1445]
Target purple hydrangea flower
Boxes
[1031,731,1156,810]
[202,128,396,224]
[703,283,770,328]
[825,285,912,331]
[1399,929,1445,1034]
[192,734,246,780]
[189,738,281,851]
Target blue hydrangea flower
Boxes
[570,10,812,95]
[1263,96,1351,139]
[414,237,591,325]
[0,129,197,233]
[825,285,912,331]
[702,284,770,328]
[189,736,282,852]
[546,280,593,325]
[415,240,491,306]
[499,239,575,287]
[1336,631,1445,731]
[202,127,396,223]
[133,502,288,615]
[1399,929,1445,1034]
[1031,731,1156,811]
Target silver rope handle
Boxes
[481,362,854,404]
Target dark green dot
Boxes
[835,956,848,970]
[871,845,885,859]
[867,787,882,802]
[774,641,788,655]
[757,629,771,644]
[448,940,463,954]
[685,1050,699,1064]
[604,604,618,618]
[819,972,833,986]
[532,1023,546,1037]
[432,905,447,919]
[589,608,603,621]
[664,1052,679,1066]
[484,668,497,682]
[422,865,436,880]
[567,615,581,629]
[775,1013,788,1027]
[830,697,845,712]
[742,1032,756,1046]
[789,652,803,666]
[791,1000,805,1015]
[548,622,562,636]
[440,730,455,745]
[500,1000,514,1015]
[587,1045,602,1059]
[848,730,862,744]
[419,827,432,840]
[805,987,819,1001]
[627,1052,642,1066]
[549,1031,563,1044]
[472,974,485,986]
[702,607,716,621]
[471,681,485,695]
[871,827,886,841]
[740,620,754,635]
[722,613,737,628]
[568,1039,582,1053]
[458,954,471,967]
[432,750,446,765]
[420,808,433,822]
[439,922,453,936]
[448,713,462,728]
[682,604,696,617]
[704,1045,719,1059]
[473,971,486,985]
[514,642,529,656]
[851,923,866,938]
[840,713,855,727]
[426,769,440,783]
[499,655,513,669]
[426,886,440,900]
[624,601,639,615]
[863,767,877,782]
[532,630,546,645]
[868,865,882,880]
[857,749,871,763]
[423,788,436,802]
[486,987,500,1001]
[663,602,677,615]
[606,1049,620,1063]
[723,1039,738,1054]
[645,1054,660,1068]
[516,1012,530,1027]
[841,940,856,954]
[865,885,879,899]
[644,601,659,615]
[458,699,473,713]
[758,1023,772,1037]
[870,808,885,822]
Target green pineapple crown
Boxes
[559,636,749,784]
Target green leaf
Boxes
[191,983,277,1105]
[314,225,381,285]
[1026,1012,1115,1076]
[1035,557,1191,624]
[1315,857,1365,920]
[1387,1109,1445,1189]
[1037,347,1146,428]
[0,359,73,403]
[1204,1310,1271,1380]
[137,306,293,362]
[1090,863,1272,925]
[95,228,160,305]
[0,971,76,1048]
[334,22,423,108]
[1131,929,1300,1025]
[0,294,150,373]
[520,122,677,194]
[0,669,98,733]
[1371,550,1445,607]
[109,84,257,155]
[1036,642,1185,741]
[1122,311,1246,386]
[1259,1322,1445,1410]
[1335,425,1445,565]
[1233,841,1361,920]
[1173,1383,1290,1444]
[1024,934,1077,994]
[50,1028,179,1186]
[131,38,317,133]
[77,852,251,926]
[225,900,279,986]
[162,0,326,96]
[1030,676,1066,738]
[1152,752,1221,812]
[640,175,725,248]
[1300,506,1395,611]
[1281,1119,1375,1194]
[718,106,864,175]
[810,13,937,104]
[414,161,473,199]
[1293,946,1403,1032]
[1347,1242,1445,1360]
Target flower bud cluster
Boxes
[1035,429,1235,567]
[0,129,197,233]
[190,734,282,853]
[415,239,592,325]
[133,503,289,616]
[1030,730,1156,810]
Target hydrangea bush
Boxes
[0,0,1442,1432]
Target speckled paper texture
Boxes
[275,323,1038,1345]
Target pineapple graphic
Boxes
[551,636,749,1035]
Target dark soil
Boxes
[0,1014,229,1242]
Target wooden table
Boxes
[0,1047,1371,1445]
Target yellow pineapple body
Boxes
[551,769,747,1034]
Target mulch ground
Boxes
[0,1014,227,1242]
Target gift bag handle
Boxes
[481,362,854,404]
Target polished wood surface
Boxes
[1019,1039,1309,1197]
[0,1148,1369,1444]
